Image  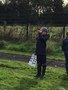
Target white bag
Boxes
[28,54,37,67]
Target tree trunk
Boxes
[62,26,65,39]
[3,21,7,39]
[26,24,29,40]
[3,21,7,32]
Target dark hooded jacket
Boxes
[62,37,68,52]
[36,33,49,55]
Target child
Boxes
[35,27,49,79]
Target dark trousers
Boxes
[37,55,46,76]
[64,52,68,74]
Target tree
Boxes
[7,0,34,40]
[54,0,63,13]
[62,4,68,39]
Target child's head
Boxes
[40,27,48,35]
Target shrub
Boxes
[46,41,60,54]
[0,40,7,49]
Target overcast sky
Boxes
[64,0,68,5]
[0,0,68,5]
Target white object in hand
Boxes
[28,54,37,67]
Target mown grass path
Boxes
[0,52,65,67]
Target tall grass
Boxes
[0,25,67,60]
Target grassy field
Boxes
[0,40,65,61]
[0,49,65,61]
[0,59,68,90]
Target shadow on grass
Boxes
[15,77,38,90]
[0,64,22,70]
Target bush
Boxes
[46,41,60,54]
[6,41,36,53]
[0,40,7,49]
[18,41,35,53]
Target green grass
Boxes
[0,49,65,61]
[0,40,36,53]
[0,59,68,90]
[47,52,65,61]
[0,49,31,56]
[0,38,65,61]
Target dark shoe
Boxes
[42,66,46,78]
[39,75,44,79]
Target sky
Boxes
[64,0,68,5]
[0,0,68,5]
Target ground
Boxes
[0,59,68,90]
